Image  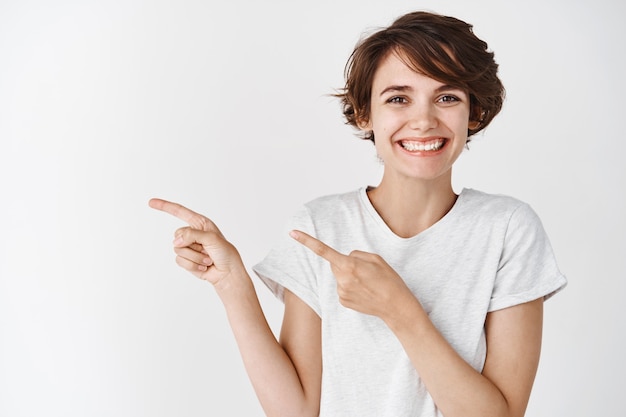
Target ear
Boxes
[356,114,372,131]
[468,120,481,130]
[468,105,485,131]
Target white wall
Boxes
[1,0,624,415]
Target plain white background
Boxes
[1,0,624,415]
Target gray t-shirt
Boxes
[253,187,567,417]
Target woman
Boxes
[150,11,566,417]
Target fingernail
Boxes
[173,236,183,246]
[202,258,213,266]
[289,230,299,240]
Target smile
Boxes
[399,139,446,152]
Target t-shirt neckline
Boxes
[358,186,469,242]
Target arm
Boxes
[149,199,321,417]
[217,280,322,417]
[290,229,543,417]
[387,291,542,417]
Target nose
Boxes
[408,101,437,131]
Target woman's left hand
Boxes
[289,230,414,319]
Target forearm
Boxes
[384,295,510,417]
[214,271,316,417]
[149,200,316,414]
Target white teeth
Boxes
[401,139,444,152]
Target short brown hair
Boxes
[337,11,505,142]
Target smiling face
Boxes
[364,51,474,186]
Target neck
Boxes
[367,172,457,238]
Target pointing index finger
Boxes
[290,230,346,267]
[149,198,217,231]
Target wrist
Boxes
[383,291,427,334]
[213,263,254,298]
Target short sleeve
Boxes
[253,206,322,316]
[489,203,567,312]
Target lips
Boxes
[399,138,446,152]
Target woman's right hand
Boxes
[149,198,244,287]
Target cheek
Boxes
[445,110,471,133]
[371,130,393,158]
[370,111,403,136]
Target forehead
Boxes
[371,52,447,93]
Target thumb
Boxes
[174,227,224,251]
[174,227,241,274]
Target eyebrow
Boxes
[378,84,463,97]
[379,85,412,96]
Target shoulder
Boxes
[460,188,534,219]
[284,188,364,230]
[456,189,545,237]
[301,188,363,215]
[288,188,368,241]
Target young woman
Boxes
[150,11,566,417]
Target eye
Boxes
[438,95,460,104]
[387,96,408,104]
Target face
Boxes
[364,52,473,185]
